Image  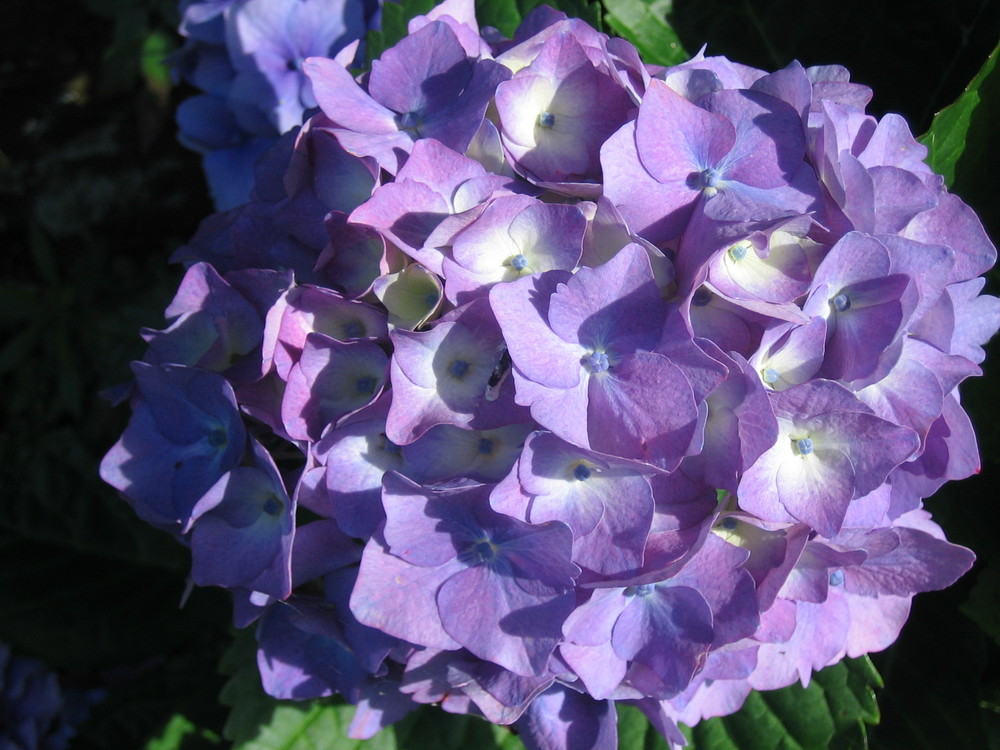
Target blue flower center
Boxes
[573,463,592,481]
[342,319,365,339]
[720,516,739,530]
[625,584,655,597]
[692,287,712,306]
[510,253,528,271]
[699,167,722,189]
[262,494,282,516]
[397,111,421,131]
[477,438,494,455]
[449,359,470,379]
[829,569,845,586]
[585,351,610,373]
[207,428,228,448]
[356,376,377,395]
[762,367,781,384]
[729,242,749,261]
[537,111,555,128]
[468,539,498,564]
[796,437,814,455]
[832,293,851,312]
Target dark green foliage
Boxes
[674,659,881,750]
[603,0,687,66]
[920,43,999,189]
[218,629,398,750]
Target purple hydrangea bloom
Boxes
[100,362,247,531]
[352,474,579,675]
[738,379,919,537]
[189,438,296,597]
[602,77,818,245]
[493,29,636,190]
[491,244,701,469]
[104,2,997,746]
[490,430,654,577]
[303,20,510,174]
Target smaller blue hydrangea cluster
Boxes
[172,0,379,209]
[0,645,102,750]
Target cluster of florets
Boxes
[103,0,998,746]
[172,0,379,209]
[0,645,101,750]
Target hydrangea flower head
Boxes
[105,2,998,747]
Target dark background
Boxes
[2,0,999,746]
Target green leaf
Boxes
[141,30,175,99]
[219,629,397,750]
[219,628,880,750]
[603,0,688,67]
[476,0,602,41]
[919,40,1000,188]
[475,0,526,38]
[220,627,528,750]
[365,0,438,66]
[144,714,222,750]
[218,628,278,743]
[234,701,396,750]
[617,704,672,749]
[392,709,523,750]
[677,657,881,750]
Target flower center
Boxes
[207,428,228,448]
[762,367,780,384]
[625,584,655,597]
[449,359,470,379]
[692,287,712,306]
[829,569,845,586]
[699,167,721,189]
[537,111,556,128]
[832,293,851,312]
[467,538,498,564]
[397,111,421,132]
[342,319,365,339]
[572,463,592,481]
[795,437,814,456]
[477,438,494,455]
[729,241,750,261]
[509,253,529,271]
[585,350,610,374]
[262,494,283,516]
